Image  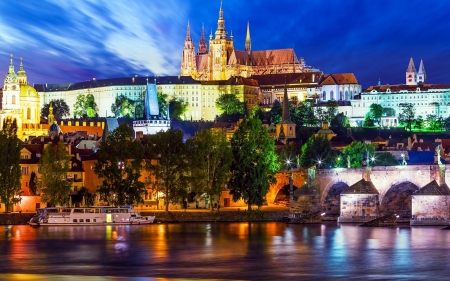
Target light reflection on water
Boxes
[0,223,449,280]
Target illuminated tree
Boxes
[342,141,376,168]
[228,108,279,210]
[0,118,22,212]
[325,100,339,123]
[169,98,189,120]
[94,124,145,206]
[144,128,189,211]
[299,135,332,168]
[157,93,169,118]
[398,103,415,132]
[363,103,383,127]
[268,100,282,124]
[413,115,424,130]
[372,152,399,166]
[74,93,98,118]
[186,129,232,210]
[37,140,72,206]
[111,94,134,118]
[216,94,245,115]
[41,99,70,119]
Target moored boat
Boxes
[28,206,155,226]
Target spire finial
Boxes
[8,54,15,74]
[185,20,192,41]
[245,21,251,53]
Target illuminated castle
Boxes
[181,2,313,81]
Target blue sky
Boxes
[0,0,449,88]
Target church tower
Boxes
[406,57,417,85]
[198,24,208,55]
[208,1,234,80]
[276,77,296,143]
[245,21,251,54]
[2,54,21,111]
[17,57,27,85]
[417,59,426,84]
[181,21,196,77]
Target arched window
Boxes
[345,90,349,100]
[322,91,326,100]
[330,91,334,100]
[12,95,16,104]
[27,108,31,119]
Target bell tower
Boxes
[181,21,196,77]
[2,54,20,111]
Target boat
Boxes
[28,206,155,226]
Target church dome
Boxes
[49,121,61,135]
[20,84,39,97]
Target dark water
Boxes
[0,222,449,280]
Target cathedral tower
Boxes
[417,59,426,84]
[181,21,196,77]
[406,57,417,85]
[198,24,208,55]
[209,1,234,80]
[245,21,251,53]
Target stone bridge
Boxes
[268,165,447,216]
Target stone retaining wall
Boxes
[0,213,34,225]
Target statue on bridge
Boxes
[436,145,442,165]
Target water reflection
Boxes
[0,223,448,279]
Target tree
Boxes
[144,128,189,211]
[268,100,282,124]
[228,107,279,210]
[330,113,349,136]
[414,115,424,130]
[37,140,72,206]
[94,124,145,206]
[426,114,443,132]
[157,93,169,118]
[398,103,415,132]
[169,98,189,120]
[364,104,383,127]
[73,93,98,118]
[216,94,245,115]
[0,118,22,212]
[111,94,135,118]
[186,129,232,210]
[299,135,332,168]
[41,99,70,119]
[342,141,375,168]
[277,142,301,170]
[78,186,95,206]
[29,172,37,196]
[325,100,339,123]
[382,107,396,117]
[372,152,399,166]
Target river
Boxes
[0,222,449,280]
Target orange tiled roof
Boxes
[320,73,359,85]
[251,48,297,66]
[228,50,251,65]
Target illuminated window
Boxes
[12,95,16,104]
[27,108,31,119]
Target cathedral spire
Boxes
[406,57,416,72]
[198,23,208,54]
[185,20,192,42]
[215,0,227,39]
[417,59,426,84]
[245,21,251,53]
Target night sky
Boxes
[0,0,449,89]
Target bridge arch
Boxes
[274,184,298,204]
[322,182,350,216]
[380,181,420,217]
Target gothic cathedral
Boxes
[181,2,311,81]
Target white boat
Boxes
[29,206,155,226]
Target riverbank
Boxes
[0,210,291,225]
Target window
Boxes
[21,167,29,176]
[12,95,16,104]
[27,108,31,119]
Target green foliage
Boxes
[157,93,169,118]
[382,107,396,117]
[78,186,95,206]
[425,114,443,131]
[398,103,415,132]
[169,98,189,120]
[228,108,279,209]
[277,142,301,170]
[330,113,349,135]
[0,118,22,212]
[325,100,339,123]
[74,93,98,118]
[269,100,282,124]
[144,128,189,211]
[216,94,245,115]
[290,100,318,127]
[444,116,450,131]
[342,141,375,168]
[299,135,332,168]
[37,140,72,206]
[94,124,145,206]
[41,99,70,119]
[372,152,399,166]
[413,115,424,130]
[186,129,232,210]
[364,103,383,127]
[111,94,136,118]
